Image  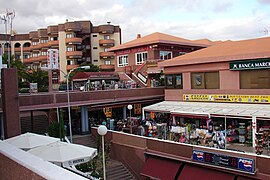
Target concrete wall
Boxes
[91,128,270,180]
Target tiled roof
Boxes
[109,32,209,51]
[160,36,270,67]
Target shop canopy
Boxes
[143,101,270,119]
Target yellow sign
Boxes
[134,104,141,115]
[103,107,112,118]
[183,94,270,104]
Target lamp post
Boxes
[127,104,133,122]
[66,66,90,143]
[98,125,108,180]
[222,109,229,149]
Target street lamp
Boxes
[222,109,229,149]
[98,125,108,180]
[66,66,90,143]
[127,104,132,122]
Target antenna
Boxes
[263,28,269,36]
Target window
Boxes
[93,59,98,62]
[117,55,128,67]
[240,69,270,89]
[32,41,39,45]
[104,35,110,39]
[191,72,219,89]
[50,37,58,41]
[67,47,73,52]
[136,52,147,65]
[41,51,47,56]
[160,51,172,60]
[165,74,183,89]
[179,52,186,56]
[93,47,98,49]
[40,39,48,44]
[104,60,111,65]
[32,53,39,57]
[23,54,30,59]
[92,34,97,37]
[66,33,74,38]
[104,48,109,52]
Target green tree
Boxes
[24,68,49,92]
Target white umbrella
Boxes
[28,141,98,167]
[4,132,60,151]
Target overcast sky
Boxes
[0,0,270,43]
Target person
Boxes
[101,80,106,90]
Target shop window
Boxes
[191,72,219,89]
[117,54,128,67]
[136,52,147,65]
[160,51,172,60]
[165,74,183,89]
[240,69,270,89]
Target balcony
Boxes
[99,64,115,71]
[47,25,58,35]
[30,44,40,51]
[29,31,38,40]
[23,47,31,52]
[98,25,114,34]
[39,43,50,49]
[66,51,82,58]
[38,55,47,62]
[65,37,82,45]
[49,40,59,47]
[38,29,48,38]
[99,39,115,47]
[23,57,39,64]
[66,64,79,71]
[64,22,81,32]
[14,47,21,52]
[99,51,114,58]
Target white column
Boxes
[142,107,145,120]
[252,116,257,148]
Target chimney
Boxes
[137,34,141,39]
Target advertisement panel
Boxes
[183,94,270,104]
[47,49,59,70]
[192,150,255,174]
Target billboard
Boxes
[47,49,59,70]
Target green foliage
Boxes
[48,121,60,138]
[24,68,49,92]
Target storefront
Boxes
[142,101,270,155]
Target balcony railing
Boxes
[65,37,82,44]
[23,47,31,52]
[66,51,83,58]
[66,64,79,71]
[99,64,115,71]
[49,40,59,47]
[99,51,114,58]
[14,47,21,52]
[99,39,115,47]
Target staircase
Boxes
[72,134,97,148]
[106,160,136,180]
[73,135,137,180]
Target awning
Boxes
[140,156,181,180]
[143,101,270,119]
[177,164,235,180]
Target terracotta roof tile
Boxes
[160,36,270,67]
[109,32,209,51]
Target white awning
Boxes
[143,101,270,119]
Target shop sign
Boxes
[134,104,141,115]
[230,58,270,70]
[103,107,112,118]
[183,94,270,104]
[192,150,255,174]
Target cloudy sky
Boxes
[0,0,270,42]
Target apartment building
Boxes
[0,20,121,82]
